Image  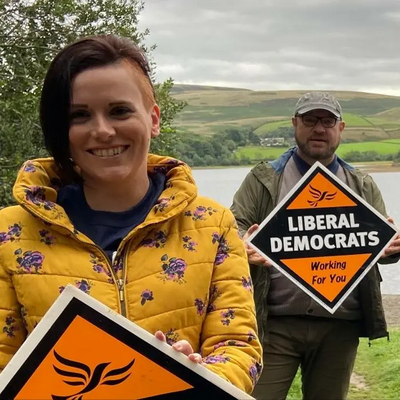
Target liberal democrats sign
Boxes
[247,162,397,313]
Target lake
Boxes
[192,167,400,295]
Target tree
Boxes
[0,0,185,208]
[248,131,261,146]
[262,126,295,139]
[225,139,237,152]
[192,153,206,167]
[204,155,216,166]
[393,151,400,165]
[151,78,186,157]
[225,129,247,146]
[217,156,233,166]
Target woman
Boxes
[0,35,262,394]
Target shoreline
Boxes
[383,295,400,327]
[193,162,400,173]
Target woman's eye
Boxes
[111,107,132,117]
[69,110,89,122]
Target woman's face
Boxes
[68,61,160,187]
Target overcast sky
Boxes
[138,0,400,96]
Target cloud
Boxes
[138,0,400,95]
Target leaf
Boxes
[161,254,168,262]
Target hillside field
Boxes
[172,85,400,143]
[237,139,400,160]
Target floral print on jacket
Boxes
[0,155,262,394]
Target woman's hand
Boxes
[155,331,204,364]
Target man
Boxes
[230,92,400,400]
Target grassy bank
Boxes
[287,329,400,399]
[254,113,374,135]
[237,139,400,160]
[192,160,400,174]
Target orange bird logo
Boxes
[307,185,337,207]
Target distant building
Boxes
[260,137,286,147]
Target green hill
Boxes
[171,85,400,142]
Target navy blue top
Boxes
[292,148,340,175]
[57,173,166,262]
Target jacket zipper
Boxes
[112,226,161,318]
[112,251,127,317]
[21,204,129,316]
[116,278,126,316]
[85,245,127,317]
[21,201,187,318]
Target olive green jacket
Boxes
[231,148,398,342]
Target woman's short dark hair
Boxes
[40,34,155,183]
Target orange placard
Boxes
[248,162,397,313]
[16,316,192,400]
[287,172,356,210]
[0,287,253,400]
[281,254,371,302]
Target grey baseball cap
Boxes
[294,92,342,118]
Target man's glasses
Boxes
[297,114,339,128]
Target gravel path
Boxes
[383,295,400,327]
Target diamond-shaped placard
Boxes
[247,161,398,313]
[0,286,255,400]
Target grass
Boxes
[366,117,400,130]
[254,119,292,135]
[287,329,400,399]
[337,141,400,154]
[238,146,288,160]
[178,103,296,123]
[381,139,400,144]
[172,85,400,136]
[236,140,400,160]
[254,114,373,136]
[373,107,400,121]
[343,113,372,126]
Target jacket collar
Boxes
[13,154,197,239]
[269,146,355,174]
[251,146,358,208]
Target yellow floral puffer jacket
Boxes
[0,154,262,393]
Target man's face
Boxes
[292,109,345,163]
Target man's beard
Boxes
[295,136,339,161]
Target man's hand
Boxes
[243,224,272,267]
[381,217,400,258]
[155,331,204,364]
